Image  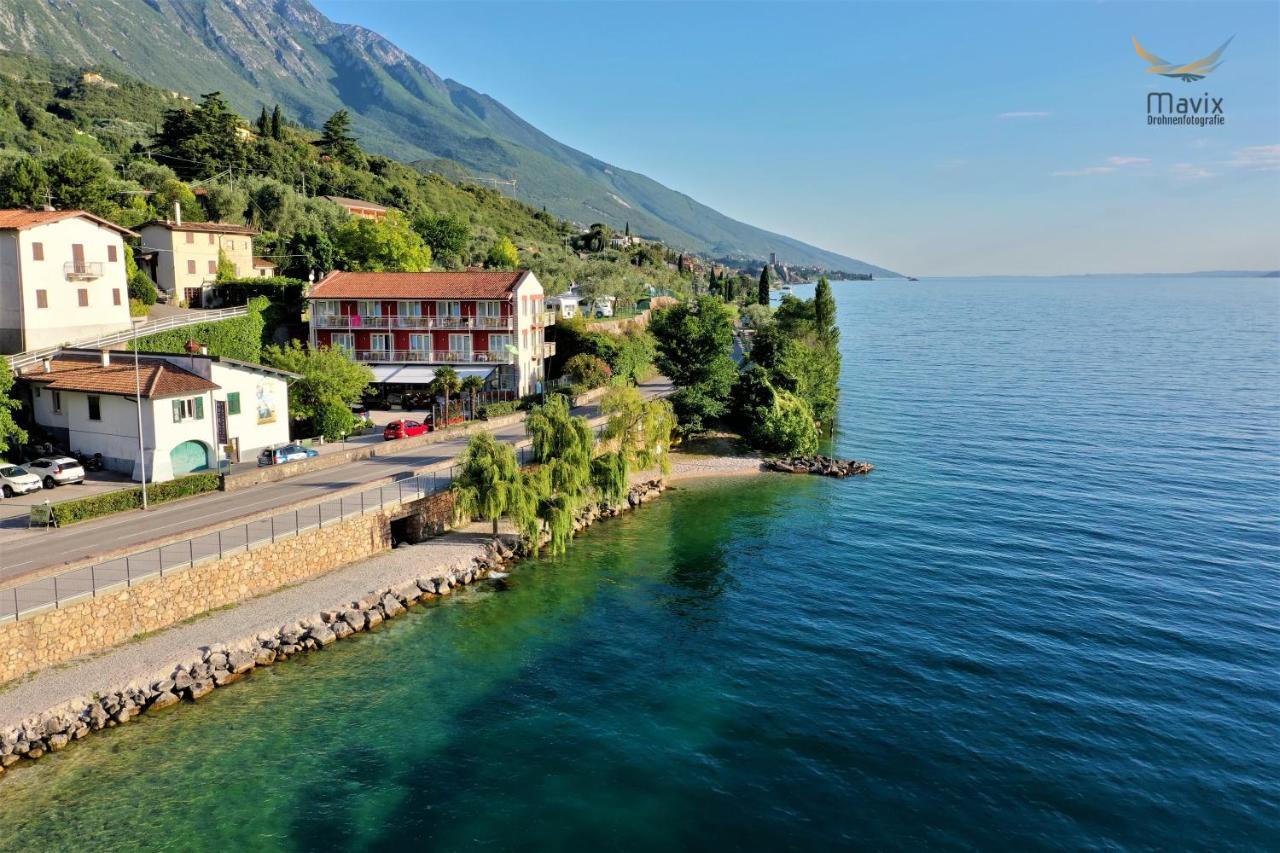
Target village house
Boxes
[20,348,295,482]
[252,257,278,278]
[308,270,552,399]
[547,290,583,321]
[137,206,257,306]
[0,209,137,355]
[321,196,389,221]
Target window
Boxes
[358,300,380,318]
[488,334,512,353]
[208,260,217,275]
[107,245,118,263]
[370,333,390,353]
[31,242,43,261]
[227,392,240,415]
[173,400,184,423]
[113,289,121,306]
[227,239,234,250]
[78,289,88,307]
[194,397,204,420]
[187,259,196,275]
[172,398,202,421]
[52,390,62,413]
[448,333,472,357]
[35,290,48,309]
[436,300,461,317]
[87,395,101,421]
[408,334,430,353]
[207,233,214,245]
[186,232,195,244]
[398,301,422,317]
[330,333,354,353]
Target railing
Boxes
[542,310,556,327]
[0,420,610,623]
[312,314,514,331]
[352,349,515,365]
[6,306,251,372]
[542,341,557,358]
[63,261,104,280]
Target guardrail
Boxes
[313,315,514,331]
[0,418,615,624]
[352,349,515,365]
[63,261,104,280]
[6,307,250,372]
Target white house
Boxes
[547,291,582,321]
[0,209,137,354]
[20,349,295,482]
[137,208,257,306]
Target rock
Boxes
[205,652,228,671]
[255,647,278,667]
[212,669,244,687]
[332,620,354,640]
[149,691,180,711]
[47,733,70,752]
[341,609,367,631]
[309,625,338,646]
[228,650,256,675]
[188,680,215,701]
[172,670,194,691]
[381,593,406,618]
[365,609,384,628]
[26,747,44,760]
[0,753,18,768]
[112,707,134,724]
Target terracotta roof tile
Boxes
[20,355,218,399]
[310,270,529,300]
[139,220,258,236]
[321,195,388,211]
[0,209,138,237]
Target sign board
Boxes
[215,400,228,444]
[29,503,56,528]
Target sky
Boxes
[313,1,1280,276]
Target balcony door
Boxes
[448,333,472,362]
[409,334,431,361]
[369,333,390,359]
[331,332,354,354]
[477,301,502,328]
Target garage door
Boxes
[170,441,209,476]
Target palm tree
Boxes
[432,366,461,427]
[460,374,486,420]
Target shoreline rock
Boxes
[0,478,667,779]
[763,456,873,478]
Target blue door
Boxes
[170,441,209,476]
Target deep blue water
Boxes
[0,276,1276,850]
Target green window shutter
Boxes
[227,392,240,415]
[194,397,204,419]
[173,400,183,423]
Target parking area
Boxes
[0,470,134,524]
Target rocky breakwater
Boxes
[764,456,874,478]
[0,478,668,778]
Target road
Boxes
[0,378,671,588]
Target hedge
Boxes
[132,296,268,363]
[51,472,221,525]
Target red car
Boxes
[383,419,429,441]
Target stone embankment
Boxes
[764,456,874,477]
[0,478,666,778]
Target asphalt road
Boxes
[0,378,671,589]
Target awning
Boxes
[368,365,497,385]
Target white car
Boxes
[0,464,42,498]
[26,456,86,489]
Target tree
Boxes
[729,364,776,437]
[602,385,675,475]
[0,158,48,208]
[741,303,773,330]
[414,212,470,264]
[256,106,269,135]
[284,229,336,279]
[319,110,363,167]
[525,394,595,553]
[649,296,738,432]
[486,236,519,269]
[216,249,237,281]
[125,245,157,306]
[45,149,113,214]
[755,390,819,456]
[270,105,283,141]
[460,374,486,419]
[262,341,374,440]
[431,366,461,425]
[0,356,29,456]
[152,91,248,180]
[563,354,612,389]
[334,212,432,272]
[814,276,839,344]
[758,265,771,306]
[452,432,529,535]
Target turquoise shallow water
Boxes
[1,277,1278,850]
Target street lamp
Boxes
[131,316,149,509]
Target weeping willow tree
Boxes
[525,394,598,554]
[602,386,677,475]
[452,432,530,535]
[591,451,629,506]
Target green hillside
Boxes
[0,0,896,276]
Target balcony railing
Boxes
[542,341,557,358]
[313,314,513,331]
[542,310,556,327]
[64,261,104,281]
[351,349,515,365]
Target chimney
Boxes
[41,358,52,374]
[173,201,182,226]
[200,346,209,356]
[100,349,111,367]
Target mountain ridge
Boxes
[0,0,896,276]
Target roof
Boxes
[253,257,277,267]
[59,348,300,382]
[139,220,258,236]
[321,195,388,212]
[0,209,138,238]
[368,365,494,385]
[311,270,531,300]
[20,355,218,399]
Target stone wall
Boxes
[0,511,392,686]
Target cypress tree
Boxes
[270,104,283,140]
[256,106,269,134]
[815,276,839,344]
[758,265,770,305]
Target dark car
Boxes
[257,443,319,466]
[383,419,428,441]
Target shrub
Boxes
[478,400,521,418]
[52,472,221,525]
[563,354,612,389]
[754,390,819,456]
[133,296,268,363]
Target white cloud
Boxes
[1051,156,1149,177]
[1171,162,1215,179]
[998,111,1051,119]
[1221,144,1280,171]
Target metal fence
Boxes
[0,443,545,623]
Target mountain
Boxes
[0,0,896,276]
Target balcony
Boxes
[64,261,104,281]
[542,310,556,327]
[352,349,515,365]
[542,340,556,358]
[312,314,513,331]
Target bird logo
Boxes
[1133,36,1234,82]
